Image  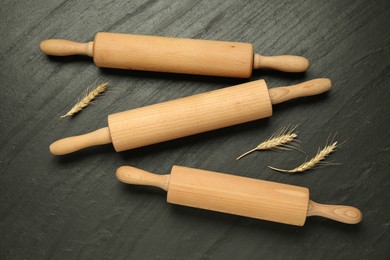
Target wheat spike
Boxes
[61,82,108,118]
[236,125,298,160]
[268,141,338,173]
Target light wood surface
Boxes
[115,165,362,226]
[108,80,272,151]
[40,32,309,77]
[116,166,170,191]
[40,39,93,57]
[253,54,309,72]
[49,78,330,155]
[307,200,362,224]
[168,166,309,226]
[93,32,253,78]
[268,78,332,105]
[49,127,111,155]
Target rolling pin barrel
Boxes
[116,166,362,226]
[167,166,309,226]
[40,32,309,77]
[108,80,272,152]
[93,32,254,78]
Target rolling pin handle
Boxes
[116,166,170,191]
[269,78,332,105]
[307,200,362,224]
[40,39,94,57]
[253,54,309,72]
[49,127,111,155]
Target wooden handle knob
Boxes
[307,200,362,224]
[116,166,170,191]
[254,54,309,72]
[49,127,111,155]
[40,39,94,57]
[269,78,331,105]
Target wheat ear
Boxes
[236,125,298,160]
[268,141,338,173]
[61,82,108,118]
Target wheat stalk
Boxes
[268,141,338,173]
[61,82,108,118]
[236,125,298,160]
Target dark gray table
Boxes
[1,0,389,259]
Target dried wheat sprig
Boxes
[61,82,108,118]
[268,141,338,173]
[236,125,299,160]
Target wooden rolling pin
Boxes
[50,78,331,155]
[40,32,309,77]
[116,165,362,226]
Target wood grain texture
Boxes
[93,32,254,78]
[0,0,389,259]
[108,80,272,152]
[48,78,328,155]
[40,32,310,75]
[167,166,309,226]
[116,166,361,225]
[307,200,362,225]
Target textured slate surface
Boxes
[1,0,389,259]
